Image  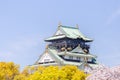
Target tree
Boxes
[0,62,19,80]
[26,65,87,80]
[61,65,78,80]
[14,74,27,80]
[0,63,87,80]
[72,70,88,80]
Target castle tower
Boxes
[34,24,99,72]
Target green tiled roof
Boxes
[63,61,82,66]
[48,47,97,61]
[33,47,98,69]
[46,48,83,66]
[48,48,64,63]
[58,51,96,58]
[47,47,96,58]
[45,35,66,41]
[45,25,93,42]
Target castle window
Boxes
[69,56,73,59]
[44,59,50,62]
[76,57,80,60]
[81,57,84,61]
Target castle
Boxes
[33,23,99,72]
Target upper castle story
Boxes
[45,24,93,53]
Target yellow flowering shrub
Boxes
[0,62,87,80]
[0,62,19,80]
[26,65,87,80]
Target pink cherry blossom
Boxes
[86,65,120,80]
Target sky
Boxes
[0,0,120,69]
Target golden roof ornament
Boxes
[83,49,88,53]
[45,45,49,53]
[46,44,49,49]
[61,47,65,51]
[67,47,72,51]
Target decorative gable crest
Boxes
[55,30,63,36]
[38,53,55,63]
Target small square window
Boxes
[69,56,73,59]
[44,59,50,62]
[76,57,80,60]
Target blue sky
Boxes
[0,0,120,69]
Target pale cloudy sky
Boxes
[0,0,120,69]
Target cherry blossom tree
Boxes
[86,65,120,80]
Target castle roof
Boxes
[71,44,84,53]
[45,25,93,42]
[34,47,98,69]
